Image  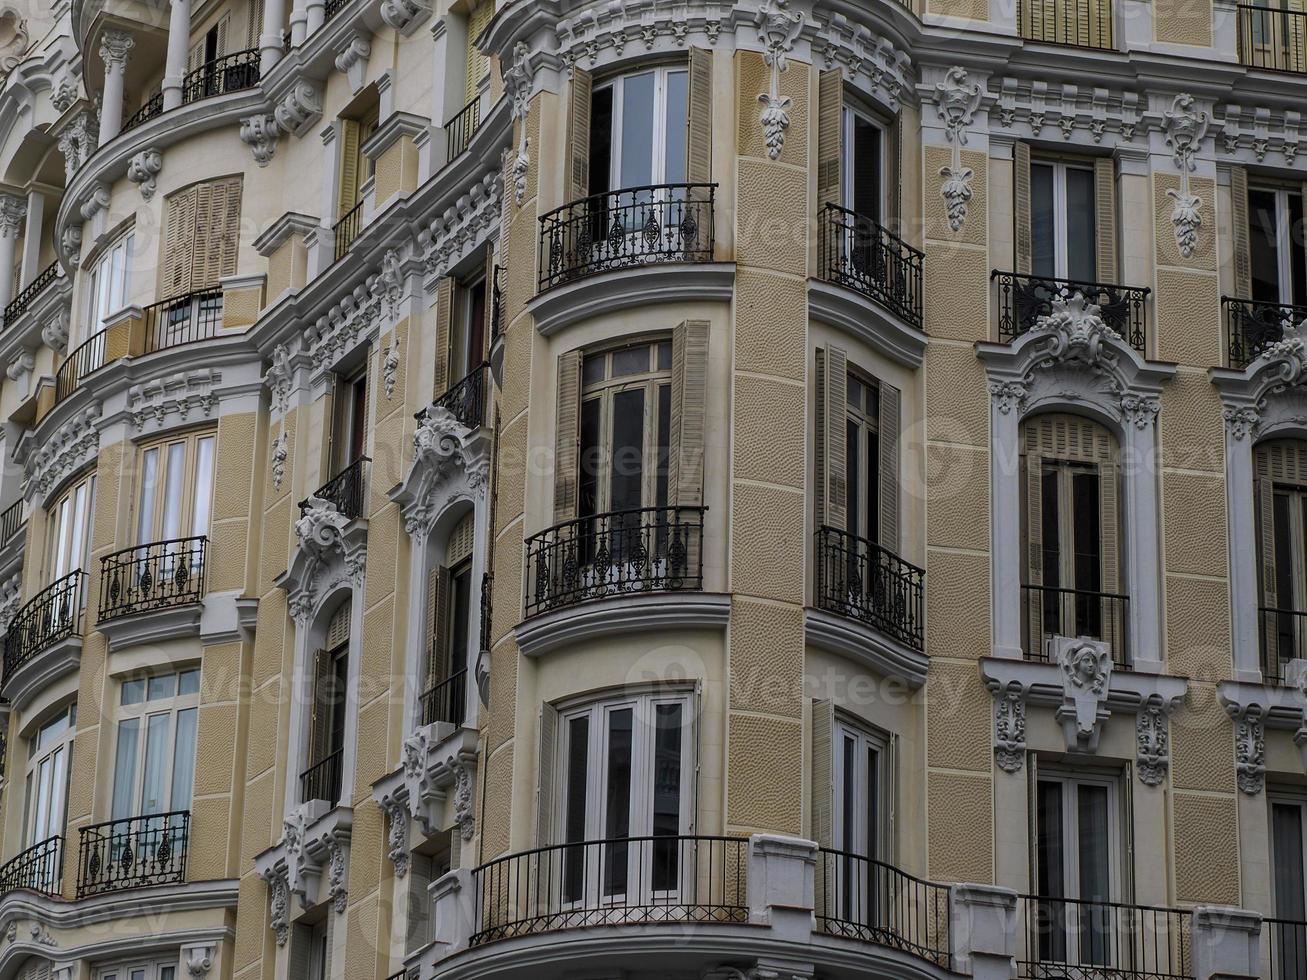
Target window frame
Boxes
[845,369,882,547]
[96,960,179,980]
[22,702,76,850]
[85,227,135,344]
[45,471,96,587]
[134,429,217,546]
[1249,183,1307,307]
[841,101,886,223]
[591,65,690,193]
[109,666,201,821]
[330,362,370,473]
[1270,791,1307,924]
[1030,158,1098,282]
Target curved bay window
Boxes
[420,511,474,729]
[109,667,199,821]
[302,600,350,805]
[46,472,95,590]
[22,704,75,889]
[1255,440,1307,683]
[1019,413,1127,667]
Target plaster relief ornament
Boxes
[127,147,163,200]
[1136,697,1169,786]
[1029,292,1120,375]
[934,67,982,232]
[240,113,280,167]
[0,9,22,75]
[1054,637,1112,753]
[379,0,431,35]
[755,0,804,161]
[265,344,293,415]
[994,682,1027,773]
[504,42,532,206]
[988,379,1028,415]
[270,430,288,491]
[382,797,409,878]
[1223,406,1260,441]
[383,343,400,400]
[1162,94,1209,259]
[42,306,70,355]
[1259,319,1307,390]
[1234,708,1265,795]
[262,867,290,946]
[380,247,405,321]
[452,760,475,841]
[61,223,82,268]
[1285,659,1307,776]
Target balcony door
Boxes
[450,274,487,389]
[330,365,369,475]
[1031,160,1097,282]
[832,721,889,931]
[46,473,95,605]
[304,602,351,803]
[842,105,884,224]
[1255,440,1307,676]
[1272,797,1307,980]
[589,68,688,198]
[110,668,200,821]
[422,512,474,728]
[136,433,215,548]
[1249,186,1307,307]
[23,704,75,856]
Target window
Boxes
[589,67,688,195]
[46,472,96,587]
[421,512,474,727]
[834,720,887,862]
[303,601,350,803]
[109,668,199,820]
[1249,186,1307,307]
[135,431,215,545]
[97,961,178,980]
[330,365,369,474]
[187,13,229,72]
[23,704,74,856]
[160,177,242,298]
[842,104,883,223]
[338,106,380,219]
[1256,441,1307,676]
[1272,795,1307,980]
[87,229,134,339]
[465,0,493,104]
[450,274,487,387]
[1031,160,1097,282]
[845,372,882,548]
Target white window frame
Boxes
[109,666,201,820]
[841,103,886,221]
[1031,159,1096,280]
[833,717,890,862]
[45,472,96,603]
[1250,185,1304,306]
[595,66,689,191]
[85,228,135,344]
[96,960,179,980]
[1270,792,1307,921]
[23,703,75,852]
[135,430,216,546]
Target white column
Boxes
[289,0,308,47]
[162,0,190,110]
[0,197,27,312]
[990,387,1024,659]
[305,0,326,38]
[98,30,135,145]
[1226,417,1262,681]
[20,190,42,287]
[1123,416,1165,674]
[261,0,288,73]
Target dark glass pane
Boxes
[651,703,682,891]
[847,418,860,540]
[610,389,645,514]
[611,346,649,377]
[1032,164,1056,278]
[465,279,487,379]
[840,734,857,919]
[589,88,614,198]
[450,565,472,674]
[663,71,688,185]
[603,709,633,896]
[1251,189,1283,303]
[1041,468,1062,638]
[1076,784,1112,966]
[656,384,670,511]
[1277,493,1296,659]
[1274,803,1307,980]
[851,113,882,222]
[579,398,602,522]
[867,426,880,547]
[865,745,879,864]
[1065,168,1097,283]
[1291,193,1307,307]
[1036,780,1068,963]
[563,716,589,903]
[1073,469,1102,638]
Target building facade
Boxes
[0,0,1297,976]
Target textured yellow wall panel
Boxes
[1154,0,1212,46]
[925,148,988,247]
[925,550,991,658]
[488,637,520,755]
[363,507,399,603]
[1153,174,1216,269]
[1162,471,1228,575]
[736,160,808,271]
[727,714,803,833]
[923,244,990,341]
[481,744,514,857]
[347,801,386,899]
[215,413,257,520]
[232,872,270,971]
[925,342,990,447]
[207,520,250,592]
[1159,369,1225,473]
[1154,269,1220,368]
[731,599,804,717]
[343,892,380,979]
[926,661,994,772]
[730,483,806,602]
[195,703,239,796]
[733,376,806,487]
[927,771,993,882]
[266,237,294,299]
[240,769,275,865]
[222,285,263,329]
[925,443,990,552]
[734,269,807,379]
[259,496,291,595]
[1165,575,1232,677]
[188,796,233,879]
[252,590,287,689]
[1170,684,1236,791]
[1173,792,1240,904]
[494,417,526,530]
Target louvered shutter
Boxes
[193,181,215,288]
[1014,142,1032,274]
[465,1,493,103]
[216,177,242,281]
[434,277,454,395]
[686,49,713,186]
[565,70,593,203]
[247,0,265,48]
[878,381,901,553]
[430,566,452,684]
[162,186,199,297]
[215,13,230,56]
[553,351,582,523]
[1099,459,1120,597]
[187,40,202,75]
[337,120,362,219]
[814,347,849,532]
[1232,166,1252,299]
[1094,157,1118,284]
[406,853,434,952]
[423,565,440,690]
[481,248,496,362]
[1257,471,1278,618]
[811,700,834,848]
[308,647,334,768]
[817,70,843,215]
[535,703,559,849]
[1022,448,1044,589]
[669,320,709,508]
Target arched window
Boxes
[1254,439,1307,682]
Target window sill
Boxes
[514,592,731,659]
[528,262,735,337]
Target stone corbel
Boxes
[79,181,110,221]
[1286,660,1307,771]
[274,81,323,138]
[181,942,216,976]
[379,0,432,36]
[992,680,1027,774]
[261,865,291,946]
[240,113,281,167]
[1135,694,1172,787]
[275,802,354,913]
[60,223,82,268]
[127,147,163,200]
[1053,636,1113,753]
[1227,702,1266,795]
[41,307,70,354]
[388,726,478,838]
[4,349,32,383]
[334,33,372,93]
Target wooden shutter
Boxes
[429,567,452,684]
[565,69,593,203]
[553,351,582,523]
[535,702,559,849]
[326,600,351,647]
[465,1,493,103]
[308,647,334,767]
[686,49,713,186]
[186,40,203,75]
[669,320,709,508]
[885,115,902,232]
[814,346,848,532]
[817,70,843,215]
[1022,450,1044,587]
[193,181,216,288]
[197,177,241,288]
[247,0,265,49]
[337,120,362,219]
[161,186,199,297]
[878,381,901,553]
[1099,460,1120,594]
[1014,142,1032,275]
[1094,157,1118,284]
[1232,165,1252,298]
[215,13,230,56]
[1256,462,1279,615]
[811,699,834,848]
[481,248,496,361]
[423,565,440,689]
[434,277,454,395]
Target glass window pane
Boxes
[122,678,145,706]
[1031,164,1057,278]
[851,114,882,221]
[651,702,683,891]
[865,744,880,862]
[1251,189,1283,303]
[1065,167,1097,283]
[1076,784,1112,965]
[1035,780,1068,963]
[582,355,606,388]
[609,389,645,514]
[610,346,649,378]
[141,713,171,814]
[603,707,633,896]
[33,756,52,840]
[579,398,602,519]
[69,483,88,576]
[171,707,197,812]
[1291,193,1307,307]
[563,715,589,903]
[138,447,159,545]
[663,70,688,185]
[178,668,200,696]
[588,86,614,198]
[655,384,670,511]
[147,672,177,701]
[656,341,671,371]
[846,418,860,540]
[112,719,140,820]
[161,442,186,541]
[191,436,215,539]
[620,72,655,189]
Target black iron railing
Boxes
[1018,894,1192,980]
[1238,4,1307,72]
[1224,296,1307,368]
[815,848,951,968]
[299,748,344,804]
[335,199,365,261]
[419,669,467,728]
[431,362,489,430]
[98,537,207,623]
[814,526,925,652]
[818,203,924,329]
[471,835,747,946]
[1022,583,1130,670]
[0,836,63,895]
[77,811,188,898]
[4,571,84,681]
[524,506,705,617]
[0,500,22,545]
[143,288,224,354]
[181,49,260,104]
[300,457,369,521]
[324,0,350,18]
[55,329,107,403]
[1258,605,1307,685]
[489,265,505,342]
[479,570,493,655]
[1268,917,1307,980]
[993,271,1149,353]
[1018,0,1115,48]
[538,183,716,291]
[122,92,165,133]
[3,261,60,327]
[446,95,482,164]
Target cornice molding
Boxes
[514,592,731,658]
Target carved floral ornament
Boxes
[504,41,532,206]
[1161,94,1209,260]
[933,66,983,233]
[394,406,489,540]
[1218,319,1307,441]
[755,0,804,161]
[283,496,366,628]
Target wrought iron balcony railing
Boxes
[471,835,747,946]
[815,848,951,968]
[335,199,365,261]
[300,748,344,804]
[0,500,23,546]
[1258,605,1307,685]
[324,0,350,18]
[479,570,493,656]
[77,811,189,898]
[98,537,207,623]
[814,526,925,652]
[0,836,63,896]
[1018,0,1115,48]
[122,92,164,133]
[524,506,705,618]
[446,94,482,164]
[818,203,924,329]
[3,261,60,328]
[55,329,107,403]
[300,457,369,522]
[538,183,716,292]
[1268,916,1307,980]
[430,362,489,430]
[993,271,1149,353]
[489,265,505,342]
[143,288,224,354]
[181,49,260,104]
[3,571,84,681]
[1224,295,1307,368]
[1018,894,1192,980]
[1238,4,1307,72]
[419,669,467,728]
[1022,583,1130,670]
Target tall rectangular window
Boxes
[1250,186,1307,307]
[135,431,216,545]
[87,230,135,342]
[1272,797,1307,980]
[1031,160,1096,282]
[109,667,200,820]
[842,105,884,222]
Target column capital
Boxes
[99,29,135,71]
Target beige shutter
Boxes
[553,351,583,523]
[161,186,199,297]
[192,181,215,288]
[1231,165,1252,299]
[1022,450,1044,588]
[1014,142,1032,275]
[465,1,493,104]
[565,69,593,203]
[535,702,559,849]
[186,40,202,75]
[434,277,454,395]
[817,70,843,215]
[878,381,901,553]
[481,248,496,362]
[430,566,452,683]
[423,566,439,689]
[668,320,709,508]
[814,346,848,532]
[1094,157,1118,284]
[215,13,230,56]
[337,120,362,219]
[885,115,902,232]
[686,49,714,186]
[247,0,265,49]
[308,647,334,767]
[1099,460,1120,595]
[217,178,242,280]
[1257,473,1278,669]
[811,700,834,851]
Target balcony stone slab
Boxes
[528,262,735,337]
[809,277,927,369]
[3,634,81,711]
[805,606,928,689]
[515,592,730,659]
[255,802,353,940]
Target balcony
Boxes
[814,526,925,653]
[3,570,84,683]
[817,203,924,329]
[993,271,1149,354]
[55,329,107,403]
[122,92,164,134]
[1269,917,1306,980]
[1022,583,1130,670]
[446,94,482,164]
[98,536,207,623]
[300,748,344,805]
[143,287,224,354]
[524,506,705,618]
[814,848,952,968]
[300,457,369,522]
[470,835,747,946]
[1237,4,1307,72]
[419,668,467,728]
[325,0,350,18]
[180,50,261,105]
[3,261,61,330]
[1258,605,1307,685]
[76,811,189,898]
[431,361,489,430]
[1017,894,1192,979]
[0,836,63,896]
[0,500,23,547]
[1018,0,1115,48]
[538,183,716,292]
[1224,295,1307,368]
[334,199,364,261]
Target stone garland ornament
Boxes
[1162,94,1209,260]
[452,760,475,841]
[504,42,532,206]
[383,343,400,400]
[934,67,982,233]
[993,682,1027,774]
[755,0,804,161]
[1135,697,1170,787]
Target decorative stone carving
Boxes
[1053,636,1113,753]
[80,181,110,221]
[240,113,280,167]
[1162,94,1209,259]
[504,42,532,206]
[988,380,1027,415]
[1029,292,1119,371]
[993,682,1027,774]
[127,148,163,200]
[394,405,489,540]
[42,306,70,354]
[452,760,475,841]
[262,867,290,946]
[1230,705,1265,795]
[270,431,288,492]
[939,166,972,234]
[181,941,216,977]
[327,838,348,913]
[1119,393,1160,430]
[419,171,502,281]
[382,343,400,401]
[127,370,221,431]
[334,33,372,92]
[382,796,409,878]
[934,67,983,233]
[4,348,31,382]
[1260,320,1307,388]
[99,29,135,71]
[51,72,78,114]
[265,344,294,415]
[56,110,97,181]
[274,81,323,138]
[379,0,432,35]
[1135,696,1170,787]
[24,402,102,500]
[755,0,803,161]
[0,572,23,634]
[0,194,24,238]
[283,494,365,628]
[379,247,405,321]
[60,223,82,268]
[1224,406,1260,440]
